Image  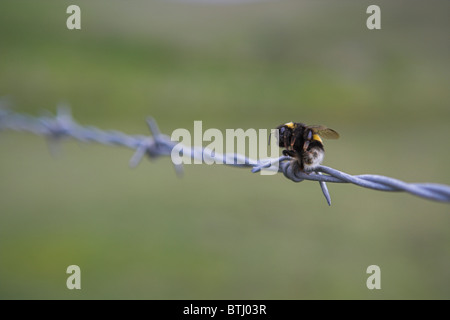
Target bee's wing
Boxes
[308,125,340,139]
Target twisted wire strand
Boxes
[1,107,449,205]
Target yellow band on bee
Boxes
[312,134,322,143]
[284,122,295,129]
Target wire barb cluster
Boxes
[1,106,450,205]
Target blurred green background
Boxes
[1,0,449,299]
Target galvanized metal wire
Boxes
[1,106,450,205]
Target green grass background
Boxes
[0,0,449,299]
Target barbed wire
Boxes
[1,106,450,205]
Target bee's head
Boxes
[275,123,294,148]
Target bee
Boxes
[276,122,339,171]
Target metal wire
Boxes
[1,106,450,205]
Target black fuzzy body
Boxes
[276,122,325,171]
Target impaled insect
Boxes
[276,122,339,171]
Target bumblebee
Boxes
[276,122,339,171]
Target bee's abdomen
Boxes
[301,142,325,171]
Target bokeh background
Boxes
[0,0,449,299]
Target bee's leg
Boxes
[284,133,290,151]
[290,156,304,173]
[290,135,296,149]
[303,129,313,151]
[283,150,296,157]
[303,140,310,151]
[283,150,303,173]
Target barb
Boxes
[1,107,449,205]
